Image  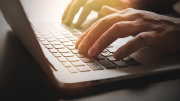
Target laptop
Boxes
[1,0,180,89]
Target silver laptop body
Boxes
[1,0,180,88]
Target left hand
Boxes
[75,6,180,60]
[62,0,129,26]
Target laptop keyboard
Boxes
[31,22,141,73]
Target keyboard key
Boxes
[63,42,74,46]
[102,49,107,53]
[61,32,71,35]
[76,54,88,58]
[123,56,134,61]
[77,66,90,72]
[107,56,117,61]
[87,62,104,70]
[58,39,70,43]
[66,57,79,62]
[68,68,77,73]
[49,30,59,33]
[43,35,53,39]
[97,60,117,69]
[58,49,70,53]
[64,35,74,38]
[51,33,62,36]
[58,29,67,32]
[39,32,50,35]
[52,53,62,57]
[125,60,142,66]
[41,34,51,36]
[46,38,57,42]
[76,36,81,38]
[50,41,61,45]
[45,45,53,49]
[61,53,74,57]
[106,47,118,53]
[71,61,85,67]
[101,52,113,57]
[36,34,42,38]
[46,28,54,30]
[53,45,65,49]
[41,41,49,45]
[38,37,45,41]
[72,41,77,44]
[107,46,113,48]
[71,50,80,54]
[68,38,78,41]
[58,57,67,62]
[49,49,58,53]
[66,46,77,50]
[51,30,62,35]
[62,62,72,67]
[52,34,63,37]
[113,61,128,67]
[93,55,105,60]
[81,58,94,63]
[71,31,81,36]
[55,36,66,39]
[66,29,75,32]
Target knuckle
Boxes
[101,5,108,10]
[132,12,144,18]
[113,23,120,30]
[100,17,109,25]
[113,22,127,30]
[112,22,122,33]
[126,8,134,11]
[136,34,149,44]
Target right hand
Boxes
[62,0,130,26]
[75,7,180,60]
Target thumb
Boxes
[113,31,157,60]
[98,5,119,18]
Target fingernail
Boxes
[114,52,122,60]
[78,42,85,52]
[88,46,96,56]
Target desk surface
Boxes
[0,0,180,101]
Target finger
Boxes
[99,6,133,18]
[76,8,132,47]
[113,31,157,60]
[78,13,128,53]
[75,19,101,47]
[88,21,146,56]
[76,8,136,48]
[63,0,86,24]
[62,0,74,21]
[99,5,119,17]
[75,2,93,26]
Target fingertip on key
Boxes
[113,52,122,60]
[78,42,86,52]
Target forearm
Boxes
[123,0,179,10]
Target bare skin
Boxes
[62,0,179,26]
[62,0,130,26]
[75,6,180,60]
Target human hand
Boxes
[75,6,180,60]
[62,0,129,26]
